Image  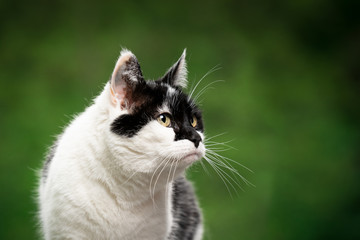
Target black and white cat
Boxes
[38,49,205,240]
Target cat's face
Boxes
[105,50,205,175]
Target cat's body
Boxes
[38,50,204,240]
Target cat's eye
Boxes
[157,114,171,127]
[190,116,198,128]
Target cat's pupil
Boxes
[160,115,166,123]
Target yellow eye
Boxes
[157,114,171,127]
[190,116,197,128]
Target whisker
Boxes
[206,149,254,174]
[200,132,255,197]
[149,157,170,204]
[204,132,228,141]
[203,156,235,198]
[120,171,138,186]
[199,159,211,176]
[205,140,237,150]
[170,159,180,184]
[165,158,176,203]
[205,147,234,152]
[192,80,225,104]
[206,153,253,187]
[152,157,172,199]
[206,157,244,193]
[188,65,222,100]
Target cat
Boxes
[38,49,205,240]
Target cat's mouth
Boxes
[182,151,202,163]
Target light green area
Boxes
[0,0,359,239]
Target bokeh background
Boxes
[1,0,359,239]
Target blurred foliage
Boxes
[0,0,359,239]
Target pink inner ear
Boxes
[112,81,126,100]
[109,49,144,110]
[110,81,128,108]
[110,52,133,106]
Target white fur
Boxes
[38,83,205,240]
[194,221,204,240]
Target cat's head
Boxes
[104,49,205,175]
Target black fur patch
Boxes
[110,82,167,137]
[111,112,151,137]
[167,91,204,148]
[168,176,202,239]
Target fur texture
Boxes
[38,49,205,240]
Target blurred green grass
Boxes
[0,0,359,239]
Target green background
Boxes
[1,0,359,239]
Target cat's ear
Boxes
[160,49,188,88]
[110,49,144,108]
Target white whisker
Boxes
[188,65,221,100]
[204,132,228,141]
[204,140,237,150]
[199,159,211,176]
[206,149,254,174]
[192,80,225,104]
[200,133,255,197]
[203,156,237,198]
[206,153,253,187]
[149,157,170,205]
[205,156,244,192]
[120,171,138,186]
[171,159,180,183]
[165,158,176,202]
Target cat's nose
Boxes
[174,128,202,148]
[189,132,201,148]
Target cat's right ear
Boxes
[110,49,144,109]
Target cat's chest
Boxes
[124,201,171,238]
[120,207,171,240]
[87,186,173,240]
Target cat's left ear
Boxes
[160,49,188,88]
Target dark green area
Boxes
[1,0,359,239]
